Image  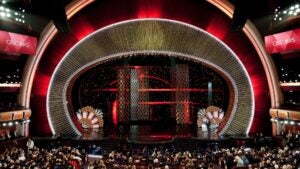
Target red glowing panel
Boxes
[205,16,229,40]
[72,17,95,41]
[112,100,118,125]
[137,0,162,18]
[33,73,51,96]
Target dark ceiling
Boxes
[1,0,299,36]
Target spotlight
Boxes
[290,121,295,125]
[2,123,7,126]
[8,122,13,126]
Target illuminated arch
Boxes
[47,19,253,136]
[19,0,280,136]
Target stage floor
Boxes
[80,124,222,143]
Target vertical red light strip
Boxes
[112,100,118,126]
[184,101,190,124]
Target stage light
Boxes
[2,123,7,126]
[8,122,13,126]
[290,121,295,125]
[284,121,289,124]
[15,121,19,125]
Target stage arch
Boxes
[47,19,253,136]
[20,0,273,136]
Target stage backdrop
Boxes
[30,0,270,136]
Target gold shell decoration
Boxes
[76,106,104,129]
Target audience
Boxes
[0,132,299,168]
